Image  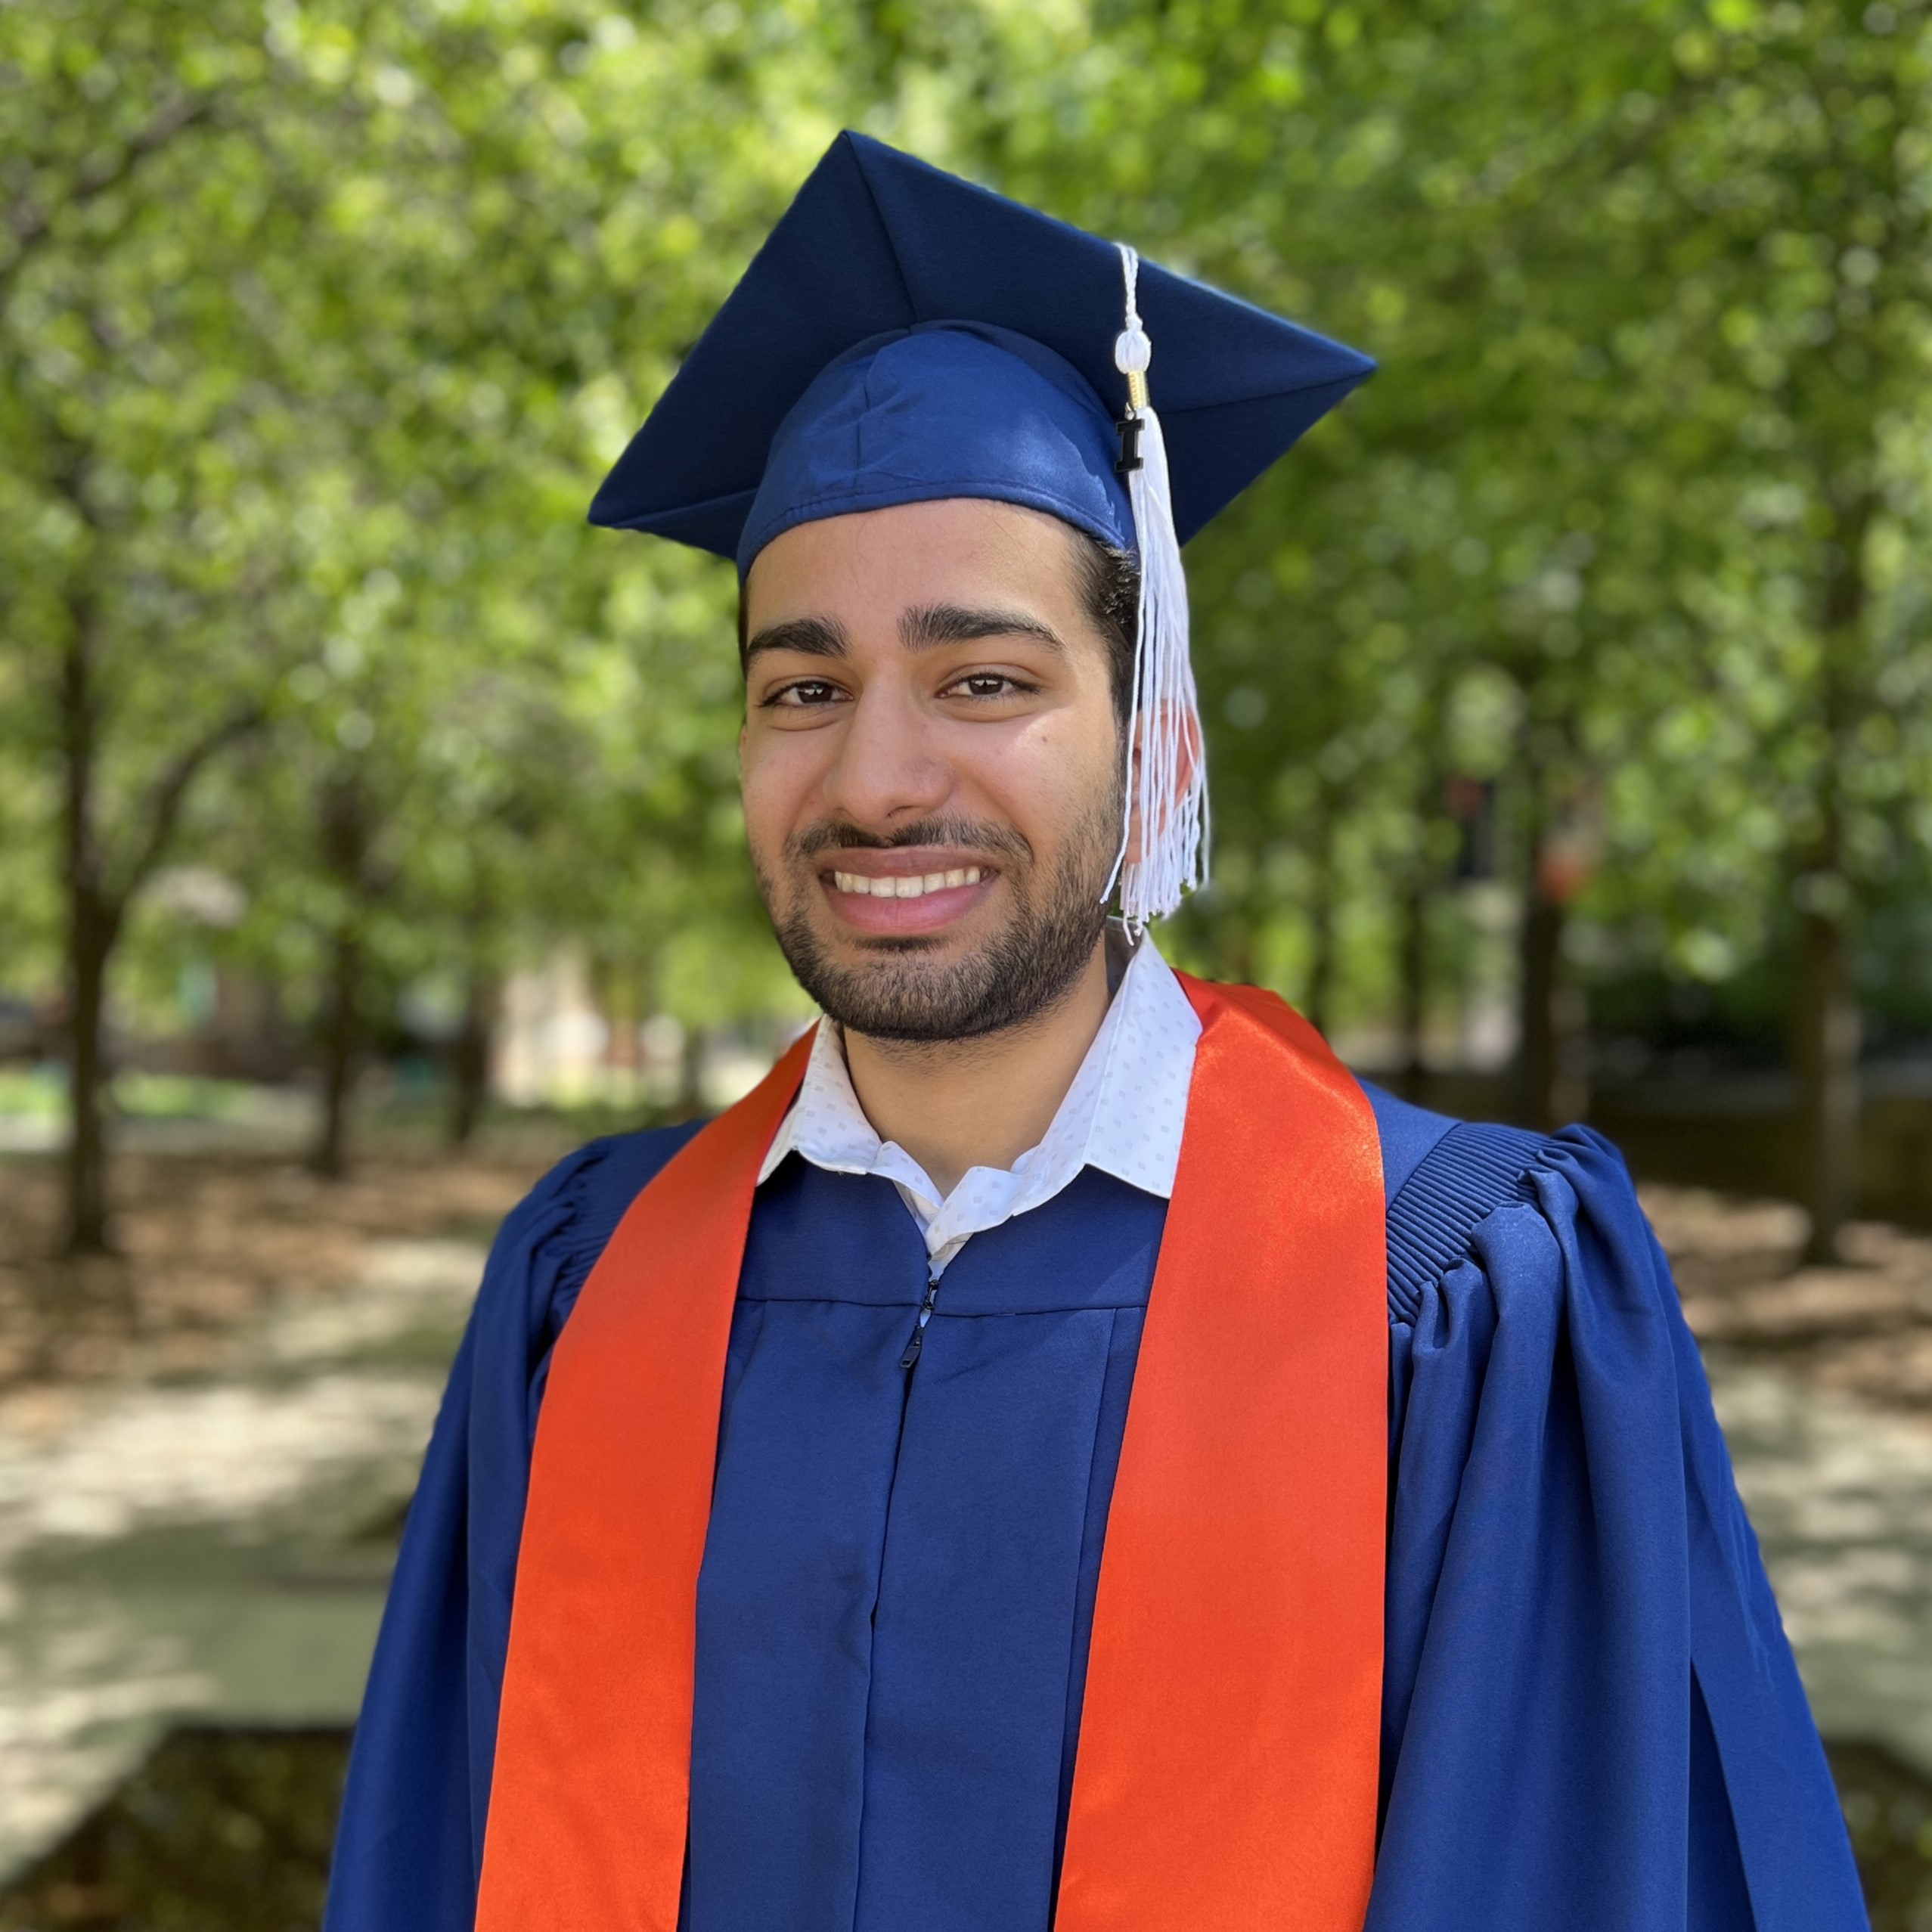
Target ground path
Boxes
[1713,1361,1932,1769]
[0,1236,482,1878]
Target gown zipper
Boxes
[900,1273,941,1369]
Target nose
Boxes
[817,680,952,833]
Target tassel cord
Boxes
[1106,245,1209,931]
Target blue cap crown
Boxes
[740,322,1132,575]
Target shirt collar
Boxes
[757,932,1201,1270]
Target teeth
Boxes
[832,867,983,898]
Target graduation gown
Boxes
[322,1087,1865,1932]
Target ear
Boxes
[1120,699,1205,867]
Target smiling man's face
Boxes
[740,496,1127,1044]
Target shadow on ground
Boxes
[1831,1741,1932,1930]
[2,1725,1930,1930]
[0,1727,347,1930]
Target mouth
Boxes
[817,852,1000,938]
[829,864,985,899]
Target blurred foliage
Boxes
[2,0,1930,1155]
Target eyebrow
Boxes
[743,615,850,664]
[900,603,1066,653]
[743,603,1066,668]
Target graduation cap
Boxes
[590,132,1372,926]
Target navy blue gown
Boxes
[322,1089,1867,1932]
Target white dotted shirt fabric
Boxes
[756,932,1202,1279]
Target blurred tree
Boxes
[1563,0,1932,1255]
[0,3,313,1251]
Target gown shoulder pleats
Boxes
[1373,1119,1865,1932]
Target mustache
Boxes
[786,816,1032,865]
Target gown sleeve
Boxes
[321,1125,702,1932]
[1370,1121,1867,1932]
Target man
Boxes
[326,135,1865,1932]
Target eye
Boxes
[763,678,848,709]
[943,671,1034,701]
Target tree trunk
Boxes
[309,771,376,1180]
[64,902,113,1255]
[1396,873,1429,1104]
[1518,879,1589,1130]
[311,918,361,1180]
[1793,489,1872,1262]
[1795,898,1859,1262]
[58,583,115,1255]
[1518,885,1560,1127]
[46,466,260,1251]
[448,972,495,1148]
[1792,999,1859,1264]
[309,916,359,1174]
[678,1025,707,1119]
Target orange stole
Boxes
[476,978,1386,1932]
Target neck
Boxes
[841,939,1114,1196]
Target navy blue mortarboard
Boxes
[591,132,1372,568]
[590,132,1373,923]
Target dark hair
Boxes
[737,520,1140,721]
[1071,530,1140,724]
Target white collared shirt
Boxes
[757,934,1202,1278]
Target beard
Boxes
[755,797,1120,1044]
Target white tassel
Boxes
[1105,243,1209,932]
